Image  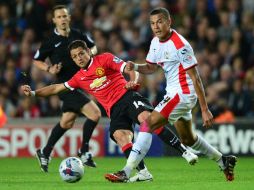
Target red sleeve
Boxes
[64,75,79,90]
[104,53,125,73]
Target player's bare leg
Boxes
[148,111,198,165]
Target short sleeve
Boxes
[64,76,79,91]
[177,44,197,70]
[146,40,157,64]
[104,53,125,73]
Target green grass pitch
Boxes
[0,157,253,190]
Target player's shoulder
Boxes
[95,53,123,65]
[92,53,111,63]
[171,30,191,49]
[150,36,160,45]
[97,52,114,59]
[100,53,123,61]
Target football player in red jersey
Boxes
[21,40,198,182]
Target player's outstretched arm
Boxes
[21,84,68,97]
[187,66,214,128]
[126,61,158,74]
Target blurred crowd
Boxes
[0,0,254,122]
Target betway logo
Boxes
[194,124,254,154]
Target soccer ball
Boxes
[59,157,84,183]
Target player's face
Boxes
[150,13,171,41]
[70,47,91,68]
[52,8,71,31]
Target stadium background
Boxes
[0,0,254,158]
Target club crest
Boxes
[95,67,105,77]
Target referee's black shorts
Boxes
[109,91,154,141]
[58,89,91,113]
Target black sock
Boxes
[157,127,186,154]
[43,123,67,158]
[80,119,98,153]
[122,143,146,171]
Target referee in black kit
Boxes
[33,5,101,172]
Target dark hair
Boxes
[68,40,88,52]
[149,7,170,19]
[52,5,68,16]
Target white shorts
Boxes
[154,93,197,125]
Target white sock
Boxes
[123,132,152,177]
[191,135,222,162]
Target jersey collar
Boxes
[54,28,60,35]
[54,28,71,36]
[159,29,173,43]
[82,58,94,71]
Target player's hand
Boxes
[201,109,214,128]
[126,61,135,71]
[49,62,62,74]
[124,81,140,90]
[21,85,32,96]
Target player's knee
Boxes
[92,107,101,121]
[61,113,77,129]
[137,111,150,123]
[147,115,161,132]
[60,121,74,129]
[87,107,101,122]
[92,108,101,121]
[112,131,123,142]
[112,130,132,147]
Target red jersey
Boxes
[64,53,128,116]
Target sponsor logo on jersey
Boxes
[90,76,107,89]
[95,67,105,77]
[113,56,122,64]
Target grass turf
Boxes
[0,157,253,190]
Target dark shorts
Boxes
[109,91,153,141]
[58,89,91,113]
